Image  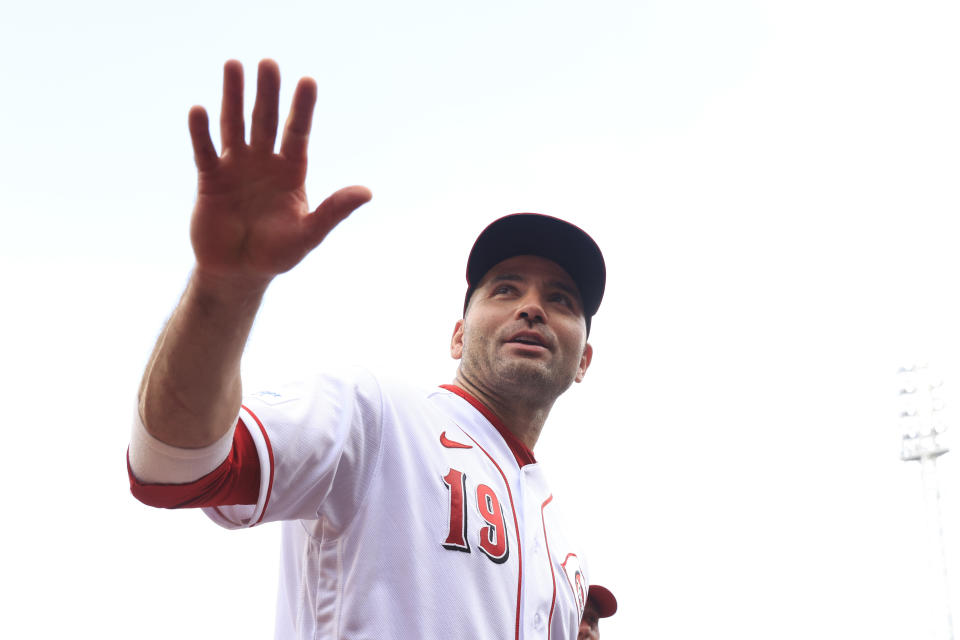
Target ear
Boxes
[574,343,593,383]
[450,319,465,360]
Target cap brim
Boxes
[588,584,617,618]
[464,213,605,319]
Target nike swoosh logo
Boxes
[440,431,473,449]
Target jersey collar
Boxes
[439,384,537,468]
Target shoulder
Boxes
[244,365,383,411]
[368,372,445,409]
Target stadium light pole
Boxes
[898,364,954,640]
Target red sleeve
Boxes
[128,419,261,508]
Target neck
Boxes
[451,370,556,451]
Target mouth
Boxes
[506,332,551,350]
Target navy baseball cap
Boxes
[463,213,606,334]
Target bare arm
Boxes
[138,59,371,448]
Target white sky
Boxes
[2,1,959,638]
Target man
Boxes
[127,59,606,640]
[579,584,618,640]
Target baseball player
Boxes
[127,59,607,640]
[579,584,618,640]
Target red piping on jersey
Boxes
[460,429,525,640]
[541,495,557,639]
[242,404,275,525]
[439,384,536,468]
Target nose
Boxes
[516,295,546,324]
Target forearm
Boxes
[138,269,269,448]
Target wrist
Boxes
[189,266,272,308]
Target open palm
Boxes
[188,59,370,284]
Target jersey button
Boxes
[533,612,544,630]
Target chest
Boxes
[369,407,588,638]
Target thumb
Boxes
[305,185,373,246]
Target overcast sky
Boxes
[2,1,960,638]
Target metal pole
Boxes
[920,454,955,640]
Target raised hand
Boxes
[187,59,371,287]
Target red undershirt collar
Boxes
[439,384,537,468]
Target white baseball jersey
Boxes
[132,367,590,639]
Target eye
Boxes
[549,292,573,307]
[493,284,517,296]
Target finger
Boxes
[278,77,318,163]
[250,59,280,152]
[305,186,373,247]
[188,106,218,172]
[219,59,246,152]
